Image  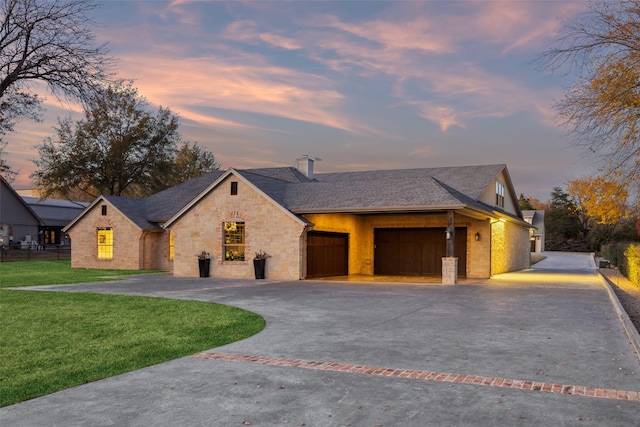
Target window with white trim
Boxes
[496,182,505,208]
[223,221,245,261]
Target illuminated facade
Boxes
[65,160,532,280]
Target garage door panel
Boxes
[374,228,466,276]
[307,232,348,278]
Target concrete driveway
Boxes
[2,252,639,426]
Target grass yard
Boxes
[0,259,158,288]
[0,261,265,407]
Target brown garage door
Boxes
[307,232,348,278]
[374,228,467,276]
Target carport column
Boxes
[442,210,458,284]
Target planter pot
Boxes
[198,258,211,278]
[253,259,266,279]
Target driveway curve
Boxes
[2,252,639,426]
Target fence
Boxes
[0,246,71,262]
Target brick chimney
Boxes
[296,155,314,179]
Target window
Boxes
[101,205,107,215]
[169,232,174,260]
[223,221,245,261]
[230,181,238,195]
[496,182,505,208]
[97,228,113,259]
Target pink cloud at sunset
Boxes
[4,0,593,201]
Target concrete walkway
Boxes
[2,252,639,426]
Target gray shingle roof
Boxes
[102,195,161,230]
[314,165,504,200]
[95,164,512,230]
[240,164,505,213]
[144,170,226,222]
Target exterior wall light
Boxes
[475,232,481,241]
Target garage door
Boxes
[307,232,348,278]
[374,228,467,276]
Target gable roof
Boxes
[163,168,310,228]
[0,176,43,225]
[144,170,226,222]
[66,163,529,232]
[522,210,544,232]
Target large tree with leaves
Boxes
[538,0,640,193]
[32,81,218,200]
[567,175,630,226]
[545,186,588,251]
[0,0,113,139]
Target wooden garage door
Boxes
[307,232,348,278]
[374,228,467,276]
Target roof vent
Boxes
[296,155,314,179]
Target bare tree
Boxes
[0,0,113,130]
[538,0,640,192]
[0,139,17,182]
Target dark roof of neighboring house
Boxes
[0,176,43,225]
[522,210,545,232]
[22,196,88,227]
[67,164,522,232]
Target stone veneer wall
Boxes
[67,201,143,270]
[302,212,492,278]
[141,230,173,271]
[491,220,530,275]
[169,176,306,279]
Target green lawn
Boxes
[0,259,158,288]
[0,261,265,407]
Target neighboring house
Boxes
[64,158,532,281]
[0,176,42,247]
[522,210,545,252]
[21,196,88,247]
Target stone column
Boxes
[442,257,458,284]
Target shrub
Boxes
[623,243,639,286]
[602,242,640,287]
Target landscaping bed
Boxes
[600,267,640,334]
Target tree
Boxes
[0,139,17,182]
[169,142,220,186]
[518,194,534,211]
[538,0,640,193]
[567,175,630,226]
[32,81,218,200]
[0,0,113,134]
[545,186,588,251]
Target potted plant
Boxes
[197,251,211,278]
[253,250,270,279]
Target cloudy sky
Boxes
[7,0,590,201]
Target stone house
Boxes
[64,159,532,282]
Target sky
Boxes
[6,0,592,202]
